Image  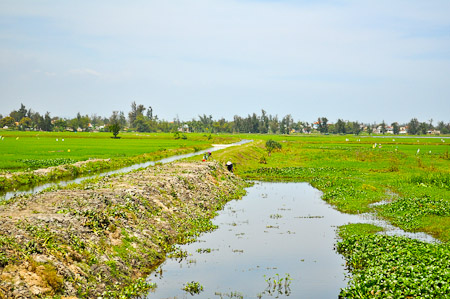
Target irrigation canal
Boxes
[145,181,437,298]
[1,139,252,201]
[2,139,438,297]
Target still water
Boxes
[146,182,366,298]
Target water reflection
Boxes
[147,182,438,298]
[147,182,365,298]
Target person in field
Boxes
[226,161,233,172]
[203,152,212,161]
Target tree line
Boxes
[1,102,449,135]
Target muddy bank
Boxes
[0,161,247,298]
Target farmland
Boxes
[0,131,238,193]
[0,131,238,172]
[1,131,450,297]
[212,134,450,238]
[207,134,450,297]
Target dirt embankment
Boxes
[0,161,247,298]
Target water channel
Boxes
[1,139,251,201]
[2,139,438,297]
[145,181,436,299]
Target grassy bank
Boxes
[0,161,248,298]
[213,135,450,241]
[207,134,450,298]
[0,132,239,193]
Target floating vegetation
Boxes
[265,225,279,229]
[215,291,244,298]
[278,207,291,211]
[196,248,212,254]
[380,195,450,231]
[167,247,188,260]
[295,215,324,219]
[269,213,283,219]
[263,273,292,297]
[182,281,204,295]
[102,278,156,298]
[337,231,450,298]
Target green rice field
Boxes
[0,131,237,172]
[2,131,450,297]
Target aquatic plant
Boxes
[337,230,450,298]
[269,213,283,219]
[182,281,204,295]
[263,273,292,296]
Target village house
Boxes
[178,124,190,133]
[427,129,441,135]
[399,126,407,134]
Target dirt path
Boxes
[0,161,247,298]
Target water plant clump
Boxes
[269,213,283,219]
[182,281,204,295]
[263,273,292,296]
[337,226,450,298]
[379,195,450,232]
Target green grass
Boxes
[2,131,450,297]
[207,134,449,298]
[0,131,238,172]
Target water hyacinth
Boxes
[337,233,450,298]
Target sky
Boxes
[1,0,449,124]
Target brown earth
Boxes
[0,161,247,298]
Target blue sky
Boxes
[1,0,449,124]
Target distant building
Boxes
[399,127,407,134]
[178,124,190,133]
[428,130,441,135]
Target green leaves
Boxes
[408,173,450,190]
[380,195,450,231]
[20,158,76,169]
[182,281,204,295]
[265,139,282,156]
[337,233,450,298]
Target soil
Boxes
[0,161,247,298]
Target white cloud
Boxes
[0,0,449,123]
[68,68,101,77]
